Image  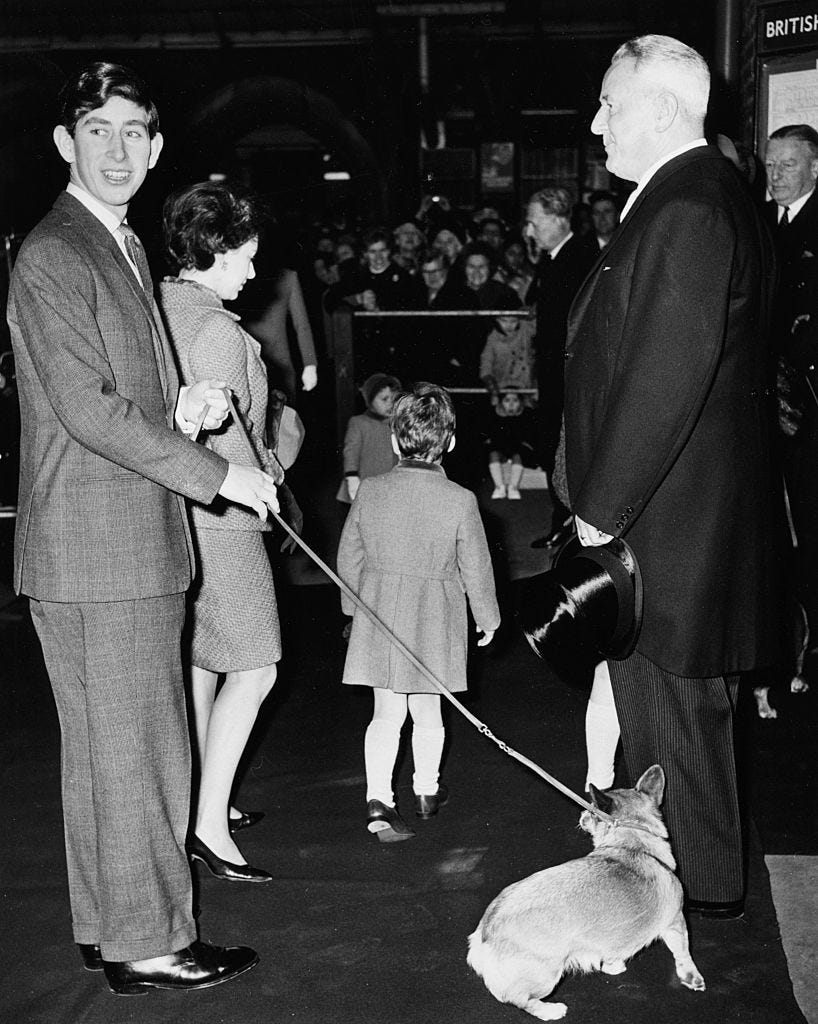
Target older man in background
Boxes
[524,187,598,549]
[764,124,818,651]
[564,35,778,918]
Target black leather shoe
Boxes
[228,810,265,834]
[685,898,745,920]
[415,784,449,819]
[366,800,415,843]
[189,834,273,883]
[78,943,103,971]
[104,939,258,995]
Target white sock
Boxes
[585,698,619,790]
[365,718,402,805]
[411,725,445,795]
[585,663,620,790]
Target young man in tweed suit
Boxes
[7,62,279,993]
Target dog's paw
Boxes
[679,966,706,992]
[526,1000,567,1021]
[600,959,627,975]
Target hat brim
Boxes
[555,536,643,660]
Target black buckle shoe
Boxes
[103,940,258,995]
[415,784,449,819]
[78,943,104,972]
[366,800,415,842]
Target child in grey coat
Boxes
[337,382,500,841]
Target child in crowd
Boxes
[479,303,536,399]
[337,383,500,841]
[484,390,538,499]
[337,373,402,503]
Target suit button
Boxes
[626,506,633,514]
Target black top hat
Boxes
[519,536,643,662]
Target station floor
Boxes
[0,425,815,1024]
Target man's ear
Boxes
[448,434,456,453]
[654,90,679,133]
[390,433,400,456]
[148,132,164,170]
[53,125,75,165]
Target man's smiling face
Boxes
[55,94,163,216]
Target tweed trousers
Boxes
[30,594,197,961]
[607,651,743,904]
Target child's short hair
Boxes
[391,382,456,461]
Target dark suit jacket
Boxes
[526,234,599,445]
[564,147,778,676]
[7,192,227,602]
[763,190,818,345]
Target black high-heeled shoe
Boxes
[366,800,415,843]
[228,810,265,834]
[188,834,273,883]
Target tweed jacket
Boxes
[159,277,279,532]
[564,147,779,677]
[7,192,227,602]
[338,460,500,692]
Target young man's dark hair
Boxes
[58,61,160,137]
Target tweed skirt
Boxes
[188,528,281,672]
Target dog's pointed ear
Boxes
[589,784,614,815]
[635,764,665,805]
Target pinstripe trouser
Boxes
[30,594,198,962]
[607,651,743,904]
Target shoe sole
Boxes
[108,955,259,996]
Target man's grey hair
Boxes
[527,187,573,220]
[612,34,710,127]
[769,124,818,160]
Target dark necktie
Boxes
[117,222,152,293]
[117,222,168,389]
[779,207,790,231]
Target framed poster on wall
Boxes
[757,52,818,156]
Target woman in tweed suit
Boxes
[338,383,500,841]
[159,182,281,882]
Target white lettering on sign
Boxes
[767,13,818,38]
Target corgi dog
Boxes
[467,765,704,1020]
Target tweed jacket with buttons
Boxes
[8,192,227,602]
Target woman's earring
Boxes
[220,258,228,271]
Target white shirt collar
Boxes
[546,230,573,260]
[780,188,814,222]
[66,181,124,235]
[620,139,708,222]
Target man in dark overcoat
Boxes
[523,187,598,548]
[563,35,778,917]
[763,124,818,645]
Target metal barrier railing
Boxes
[329,307,535,441]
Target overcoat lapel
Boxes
[566,146,720,344]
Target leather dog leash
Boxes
[195,389,613,823]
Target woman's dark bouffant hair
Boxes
[390,382,455,462]
[59,61,159,138]
[162,181,260,273]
